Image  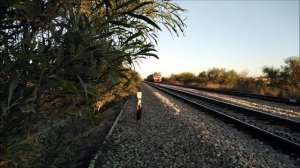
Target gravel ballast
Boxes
[160,84,300,121]
[95,83,299,167]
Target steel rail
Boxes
[158,82,299,105]
[155,83,300,129]
[147,82,300,155]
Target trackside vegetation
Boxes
[164,56,300,100]
[0,0,185,167]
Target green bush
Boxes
[0,0,186,166]
[165,56,299,99]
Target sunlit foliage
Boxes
[0,0,185,166]
[165,56,299,98]
[263,56,300,86]
[170,72,197,84]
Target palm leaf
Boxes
[115,0,136,11]
[125,12,161,31]
[129,1,154,13]
[124,31,143,44]
[7,79,17,106]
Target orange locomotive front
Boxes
[147,72,162,83]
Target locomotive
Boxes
[147,72,162,83]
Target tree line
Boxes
[164,56,300,98]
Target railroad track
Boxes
[159,82,299,105]
[146,82,300,155]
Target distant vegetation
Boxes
[163,56,300,99]
[0,0,185,167]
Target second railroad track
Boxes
[146,82,300,156]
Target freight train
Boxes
[147,72,162,82]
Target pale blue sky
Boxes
[135,0,299,78]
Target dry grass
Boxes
[165,80,299,101]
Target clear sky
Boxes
[134,0,300,78]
